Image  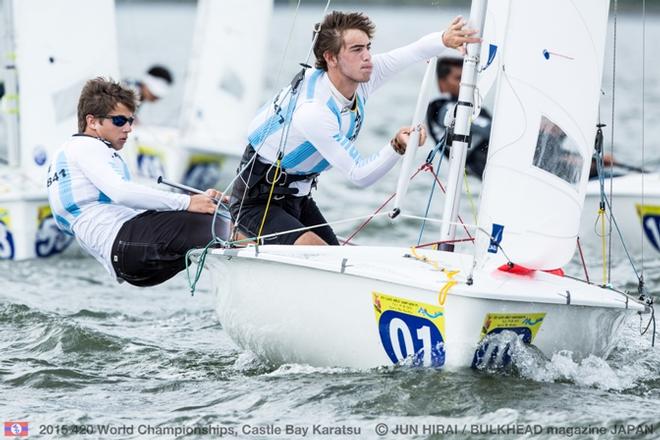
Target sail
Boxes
[475,0,610,269]
[179,0,273,154]
[11,0,119,185]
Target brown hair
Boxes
[313,11,375,71]
[77,77,137,132]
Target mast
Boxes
[437,0,488,251]
[2,0,20,167]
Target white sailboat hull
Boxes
[208,246,645,370]
[582,172,660,255]
[0,167,74,260]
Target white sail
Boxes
[11,0,119,185]
[179,0,273,154]
[475,0,610,269]
[475,2,508,101]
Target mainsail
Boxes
[179,0,273,154]
[8,0,119,185]
[475,0,610,269]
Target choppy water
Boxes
[2,2,660,439]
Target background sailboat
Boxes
[126,0,273,191]
[0,0,119,260]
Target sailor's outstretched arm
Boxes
[364,16,479,98]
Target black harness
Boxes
[234,145,319,200]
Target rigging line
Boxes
[343,163,433,246]
[607,0,618,284]
[641,0,646,283]
[599,189,643,283]
[417,140,447,246]
[273,0,303,90]
[576,237,591,284]
[229,211,392,246]
[272,0,331,160]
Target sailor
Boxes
[47,77,227,287]
[426,55,491,178]
[426,55,613,180]
[122,65,173,105]
[230,12,479,245]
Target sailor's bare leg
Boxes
[294,231,328,245]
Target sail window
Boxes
[532,116,583,186]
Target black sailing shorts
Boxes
[231,194,339,245]
[110,210,230,287]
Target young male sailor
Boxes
[230,12,479,245]
[47,77,227,287]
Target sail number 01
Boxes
[378,311,445,367]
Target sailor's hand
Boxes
[204,188,227,203]
[442,16,480,54]
[187,189,224,214]
[391,126,427,155]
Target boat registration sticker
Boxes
[479,312,546,343]
[372,292,445,367]
[635,204,660,252]
[36,205,73,257]
[0,208,15,260]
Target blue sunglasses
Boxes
[101,114,135,127]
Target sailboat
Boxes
[581,173,660,254]
[126,0,273,191]
[204,0,652,369]
[0,0,119,260]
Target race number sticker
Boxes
[184,153,225,190]
[137,145,166,179]
[0,208,15,259]
[479,312,546,343]
[472,312,546,369]
[373,292,445,367]
[635,204,660,252]
[35,205,73,257]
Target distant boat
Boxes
[126,0,273,191]
[206,0,651,369]
[582,172,660,255]
[0,0,119,260]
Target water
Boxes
[2,3,660,439]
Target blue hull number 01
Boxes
[378,311,445,367]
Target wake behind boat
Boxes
[204,0,653,370]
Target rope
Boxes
[343,160,475,246]
[599,207,607,285]
[343,165,427,246]
[640,0,646,292]
[407,247,460,306]
[230,211,392,247]
[576,237,590,284]
[639,305,656,347]
[463,169,479,224]
[256,157,282,240]
[607,0,618,284]
[416,238,474,249]
[417,139,447,245]
[425,168,474,241]
[184,239,217,295]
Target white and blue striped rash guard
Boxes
[246,32,448,196]
[47,135,190,278]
